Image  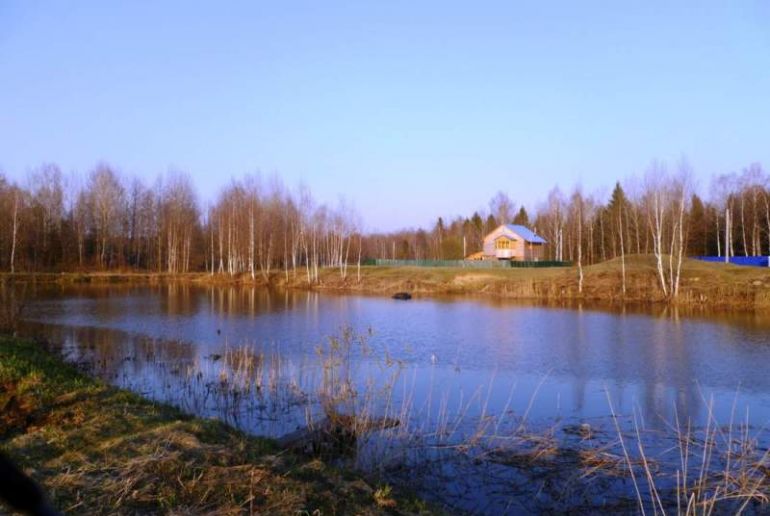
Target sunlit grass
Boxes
[0,336,431,514]
[3,255,770,309]
[5,319,770,513]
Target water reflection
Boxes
[18,283,770,431]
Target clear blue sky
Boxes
[1,1,769,231]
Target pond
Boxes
[16,283,770,513]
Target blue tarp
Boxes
[694,256,769,267]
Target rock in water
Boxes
[392,292,412,300]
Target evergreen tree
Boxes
[485,214,498,234]
[606,182,630,258]
[607,182,629,215]
[513,206,529,226]
[433,217,445,259]
[688,193,707,255]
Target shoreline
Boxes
[3,255,770,312]
[0,337,429,514]
[4,283,770,513]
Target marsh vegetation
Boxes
[6,283,770,513]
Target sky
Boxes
[1,1,769,231]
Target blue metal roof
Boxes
[505,224,547,244]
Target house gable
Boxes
[481,224,547,261]
[484,224,546,245]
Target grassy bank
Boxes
[0,336,429,515]
[4,255,770,310]
[284,255,770,310]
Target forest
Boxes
[1,161,769,284]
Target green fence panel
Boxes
[508,260,572,268]
[369,259,571,268]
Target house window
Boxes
[496,239,512,250]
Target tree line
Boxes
[1,160,769,289]
[0,164,360,279]
[362,160,769,297]
[367,161,770,262]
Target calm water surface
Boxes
[17,283,770,512]
[20,283,770,429]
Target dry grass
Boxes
[602,392,770,515]
[302,255,770,309]
[4,326,770,513]
[4,254,770,309]
[0,337,432,515]
[160,328,770,514]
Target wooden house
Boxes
[481,224,547,261]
